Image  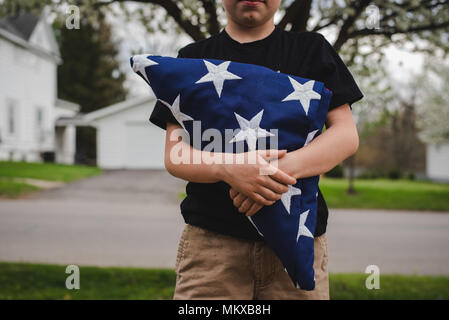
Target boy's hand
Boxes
[229,152,297,216]
[220,149,296,206]
[229,187,264,216]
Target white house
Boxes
[0,11,79,164]
[82,95,166,169]
[426,144,449,182]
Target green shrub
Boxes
[388,169,401,180]
[406,172,416,180]
[326,164,344,178]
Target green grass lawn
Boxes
[0,161,102,182]
[179,178,449,211]
[0,262,175,300]
[320,178,449,211]
[0,179,40,198]
[0,161,102,198]
[0,262,448,300]
[330,273,449,300]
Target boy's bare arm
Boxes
[164,122,296,206]
[279,103,359,179]
[231,103,359,215]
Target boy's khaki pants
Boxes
[173,224,330,300]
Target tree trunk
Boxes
[347,155,357,195]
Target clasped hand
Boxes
[221,149,296,217]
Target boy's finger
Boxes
[270,168,297,185]
[259,175,289,194]
[250,192,275,206]
[229,188,238,199]
[233,193,246,208]
[238,198,252,213]
[255,185,282,202]
[246,203,263,216]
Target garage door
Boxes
[125,121,165,169]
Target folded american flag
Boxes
[130,54,332,290]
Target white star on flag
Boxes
[296,209,314,242]
[282,77,321,115]
[281,185,302,214]
[195,60,242,97]
[304,129,319,146]
[132,54,158,84]
[229,109,274,151]
[158,95,193,131]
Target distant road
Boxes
[326,209,449,275]
[1,170,448,275]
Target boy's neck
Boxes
[224,20,275,44]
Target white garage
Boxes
[426,143,449,182]
[84,96,166,169]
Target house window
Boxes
[36,107,44,129]
[7,100,16,135]
[35,107,46,143]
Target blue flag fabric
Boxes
[130,54,332,290]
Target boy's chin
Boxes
[237,14,269,27]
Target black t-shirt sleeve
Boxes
[312,34,364,110]
[148,51,185,130]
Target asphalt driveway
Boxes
[1,169,449,275]
[0,170,186,268]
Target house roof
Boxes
[83,96,155,123]
[55,96,156,126]
[55,114,87,126]
[0,9,61,63]
[56,99,80,113]
[0,11,39,41]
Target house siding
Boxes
[92,99,165,169]
[427,143,449,182]
[0,15,74,163]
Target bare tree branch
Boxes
[378,0,447,23]
[200,0,220,35]
[333,0,372,51]
[349,20,449,39]
[277,0,312,32]
[311,13,341,32]
[95,0,205,40]
[54,0,449,55]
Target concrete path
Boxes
[1,170,448,275]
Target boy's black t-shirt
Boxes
[149,25,363,241]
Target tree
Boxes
[355,99,426,178]
[54,16,127,112]
[3,1,448,57]
[414,59,449,145]
[54,15,128,164]
[341,53,394,192]
[4,0,447,173]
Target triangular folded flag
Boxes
[130,54,332,290]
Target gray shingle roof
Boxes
[0,11,39,41]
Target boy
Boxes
[150,0,363,300]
